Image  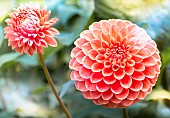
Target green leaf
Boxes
[16,54,38,66]
[60,80,75,98]
[0,25,4,48]
[0,52,20,68]
[43,44,63,60]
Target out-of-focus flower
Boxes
[69,19,161,108]
[4,2,59,56]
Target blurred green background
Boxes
[0,0,170,118]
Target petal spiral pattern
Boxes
[69,19,161,108]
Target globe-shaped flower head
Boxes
[4,2,59,56]
[69,19,161,108]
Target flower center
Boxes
[104,43,130,70]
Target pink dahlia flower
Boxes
[4,2,59,56]
[69,19,161,108]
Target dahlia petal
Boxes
[70,70,76,80]
[101,41,109,49]
[137,48,152,58]
[128,30,140,38]
[138,91,147,99]
[91,63,104,72]
[90,91,101,99]
[38,32,46,38]
[44,18,58,27]
[103,74,116,84]
[127,90,139,100]
[104,61,111,68]
[28,40,33,46]
[121,99,133,107]
[75,81,87,91]
[130,80,143,91]
[102,67,113,76]
[40,39,48,47]
[135,39,147,49]
[115,89,129,100]
[88,49,99,60]
[90,72,103,83]
[120,75,132,89]
[48,28,60,35]
[96,80,109,92]
[79,66,93,78]
[130,46,141,54]
[131,55,143,63]
[82,42,92,54]
[97,97,109,104]
[142,56,157,66]
[23,38,29,43]
[143,67,156,78]
[92,99,101,105]
[92,29,102,39]
[109,24,119,38]
[72,60,82,71]
[127,60,135,66]
[110,95,122,104]
[44,37,57,47]
[132,71,145,80]
[145,44,156,55]
[74,38,88,48]
[101,89,114,100]
[82,91,92,99]
[127,24,138,32]
[110,80,123,94]
[15,47,24,55]
[134,63,145,71]
[82,56,95,69]
[101,21,110,33]
[85,79,96,91]
[89,22,101,30]
[73,70,84,81]
[120,28,128,38]
[11,42,18,49]
[125,66,134,75]
[148,74,158,85]
[114,69,125,80]
[27,48,34,56]
[116,20,126,28]
[142,79,150,92]
[75,50,85,64]
[80,30,94,41]
[101,32,111,44]
[69,58,76,69]
[71,47,81,57]
[90,39,101,50]
[104,102,118,108]
[95,54,105,63]
[152,65,160,74]
[34,39,41,46]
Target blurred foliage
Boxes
[0,0,170,118]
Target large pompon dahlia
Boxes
[69,19,161,108]
[4,2,59,56]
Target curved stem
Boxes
[38,54,72,118]
[123,108,129,118]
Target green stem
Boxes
[38,54,72,118]
[123,108,129,118]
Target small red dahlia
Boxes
[4,2,59,56]
[69,19,161,108]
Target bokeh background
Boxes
[0,0,170,118]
